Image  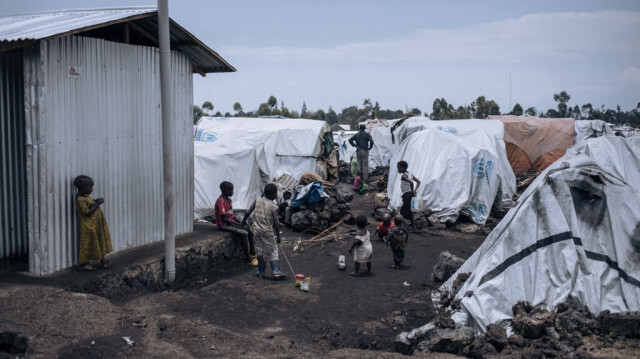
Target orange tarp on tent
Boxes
[489,115,575,172]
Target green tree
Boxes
[471,96,500,118]
[553,91,571,117]
[326,106,339,124]
[233,102,243,116]
[525,107,537,116]
[192,105,203,124]
[268,95,278,110]
[312,109,326,122]
[431,98,452,120]
[202,101,214,115]
[338,105,360,128]
[301,102,308,118]
[581,103,592,119]
[510,103,523,116]
[452,106,471,119]
[257,103,271,117]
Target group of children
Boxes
[347,213,410,276]
[71,159,420,278]
[215,181,286,279]
[346,160,420,275]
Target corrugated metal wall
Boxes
[23,36,193,275]
[0,51,28,260]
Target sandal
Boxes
[82,264,97,271]
[101,259,112,269]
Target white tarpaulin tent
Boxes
[574,119,613,144]
[367,118,406,168]
[335,130,357,164]
[387,128,515,224]
[437,136,640,334]
[193,116,331,218]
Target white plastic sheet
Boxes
[194,117,330,218]
[387,129,515,224]
[574,119,613,144]
[438,136,640,333]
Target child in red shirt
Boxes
[373,213,395,242]
[214,181,256,265]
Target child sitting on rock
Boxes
[348,215,372,276]
[242,183,286,279]
[373,213,395,242]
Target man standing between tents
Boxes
[349,124,374,182]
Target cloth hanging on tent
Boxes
[290,181,329,208]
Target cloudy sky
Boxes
[1,0,639,116]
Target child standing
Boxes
[373,213,395,242]
[242,183,286,279]
[348,215,372,276]
[73,175,113,270]
[214,181,257,265]
[397,160,421,226]
[386,215,409,269]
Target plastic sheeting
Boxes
[387,128,515,224]
[194,117,331,218]
[437,136,640,334]
[490,115,575,172]
[368,118,413,168]
[574,120,613,144]
[335,130,357,163]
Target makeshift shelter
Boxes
[193,116,331,218]
[0,7,234,275]
[437,136,640,334]
[574,119,613,144]
[367,118,409,168]
[387,127,515,224]
[335,130,357,164]
[491,116,614,172]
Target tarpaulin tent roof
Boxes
[367,118,406,168]
[489,115,575,172]
[193,117,331,218]
[387,128,515,224]
[436,136,640,334]
[574,119,613,144]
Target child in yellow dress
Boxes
[74,175,113,270]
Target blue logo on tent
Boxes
[216,117,231,121]
[436,126,459,135]
[473,158,494,181]
[195,130,218,142]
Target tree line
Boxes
[193,91,640,128]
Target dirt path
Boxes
[2,181,638,358]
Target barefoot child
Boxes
[242,183,286,279]
[215,181,257,265]
[373,213,395,242]
[386,215,409,269]
[74,175,113,270]
[348,215,372,276]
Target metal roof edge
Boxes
[168,18,236,73]
[2,6,157,18]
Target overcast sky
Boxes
[1,0,639,116]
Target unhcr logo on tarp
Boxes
[195,129,218,142]
[215,117,231,122]
[473,158,494,181]
[436,126,458,135]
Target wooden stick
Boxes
[307,219,344,241]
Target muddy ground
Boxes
[1,179,639,358]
